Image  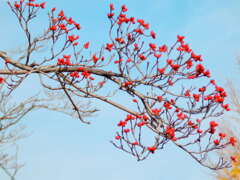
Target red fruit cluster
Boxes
[229,137,237,146]
[122,81,133,87]
[108,4,156,42]
[105,43,113,52]
[148,146,157,153]
[151,108,161,116]
[68,35,79,43]
[209,121,218,134]
[84,42,90,49]
[70,71,80,78]
[159,45,168,52]
[57,55,72,66]
[0,77,4,84]
[13,0,46,9]
[166,126,176,141]
[48,8,81,47]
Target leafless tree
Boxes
[0,1,237,177]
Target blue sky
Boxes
[0,0,240,180]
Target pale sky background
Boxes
[0,0,240,180]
